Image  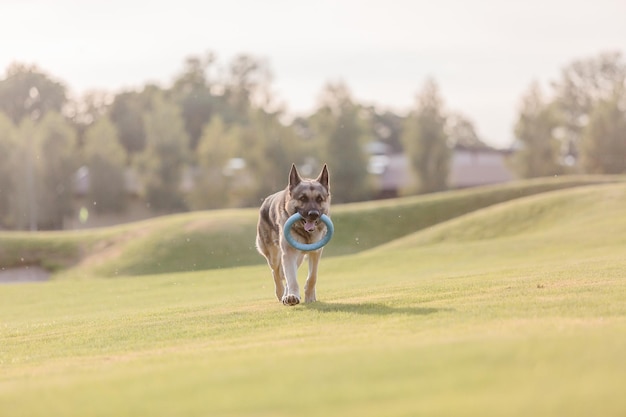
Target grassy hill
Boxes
[1,179,625,416]
[0,175,621,277]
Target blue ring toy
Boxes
[283,213,334,251]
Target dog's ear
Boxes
[288,164,302,192]
[316,164,330,192]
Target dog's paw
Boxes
[282,294,300,306]
[304,293,316,303]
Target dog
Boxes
[256,164,331,305]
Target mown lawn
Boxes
[1,182,625,416]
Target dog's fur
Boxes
[256,164,331,305]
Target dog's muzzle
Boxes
[302,210,320,232]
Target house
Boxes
[449,145,515,188]
[371,144,515,198]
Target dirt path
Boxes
[0,266,50,283]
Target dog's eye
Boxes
[316,196,323,203]
[299,196,309,202]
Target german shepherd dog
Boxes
[256,164,331,305]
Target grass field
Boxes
[1,178,626,416]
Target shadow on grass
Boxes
[304,301,449,316]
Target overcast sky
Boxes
[2,0,625,147]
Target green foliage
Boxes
[33,112,79,229]
[555,52,625,115]
[402,78,450,193]
[1,110,81,230]
[1,183,626,417]
[83,116,128,213]
[187,116,238,210]
[367,108,405,153]
[8,119,36,230]
[447,112,488,149]
[109,89,152,154]
[224,54,273,119]
[6,51,626,233]
[0,113,16,227]
[3,113,79,230]
[312,83,371,203]
[580,95,626,174]
[0,63,67,124]
[511,52,626,177]
[196,115,234,172]
[170,54,219,149]
[240,109,306,202]
[552,52,626,154]
[512,82,563,178]
[65,90,113,144]
[136,94,190,212]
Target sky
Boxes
[2,0,625,148]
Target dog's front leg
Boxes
[280,246,301,306]
[304,249,322,303]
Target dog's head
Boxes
[286,164,331,233]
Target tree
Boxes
[5,114,77,230]
[402,79,450,194]
[0,113,16,227]
[511,82,562,178]
[552,51,626,167]
[10,118,37,230]
[580,95,626,174]
[83,116,128,213]
[66,90,113,144]
[170,54,219,150]
[136,94,189,212]
[109,86,162,155]
[187,116,238,210]
[310,82,371,203]
[235,109,304,203]
[0,63,67,124]
[367,107,405,153]
[33,112,79,229]
[447,113,488,149]
[224,54,274,120]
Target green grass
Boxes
[1,179,626,416]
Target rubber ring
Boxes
[283,213,334,251]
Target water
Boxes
[0,266,50,284]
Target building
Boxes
[372,144,515,198]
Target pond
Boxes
[0,266,50,284]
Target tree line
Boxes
[0,51,624,230]
[512,51,626,177]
